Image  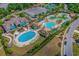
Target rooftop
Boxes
[2,17,28,32]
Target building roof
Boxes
[3,17,27,32]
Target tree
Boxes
[68,4,79,13]
[0,29,3,34]
[0,20,3,26]
[0,19,4,34]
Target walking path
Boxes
[2,33,12,47]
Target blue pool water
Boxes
[45,22,57,29]
[18,31,36,42]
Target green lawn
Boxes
[73,31,79,56]
[0,49,6,56]
[1,35,44,56]
[0,39,2,47]
[73,32,79,40]
[73,43,79,56]
[34,34,61,56]
[76,26,79,31]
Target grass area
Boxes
[73,32,79,40]
[1,36,13,56]
[26,30,60,56]
[12,37,44,56]
[1,35,44,56]
[76,26,79,31]
[0,39,2,48]
[73,29,79,56]
[0,49,6,56]
[73,43,79,56]
[0,38,6,56]
[34,34,61,56]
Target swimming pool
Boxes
[47,15,57,21]
[49,16,56,20]
[44,22,57,29]
[14,30,38,47]
[18,31,36,42]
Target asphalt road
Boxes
[64,19,79,56]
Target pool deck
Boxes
[47,13,71,21]
[13,30,39,47]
